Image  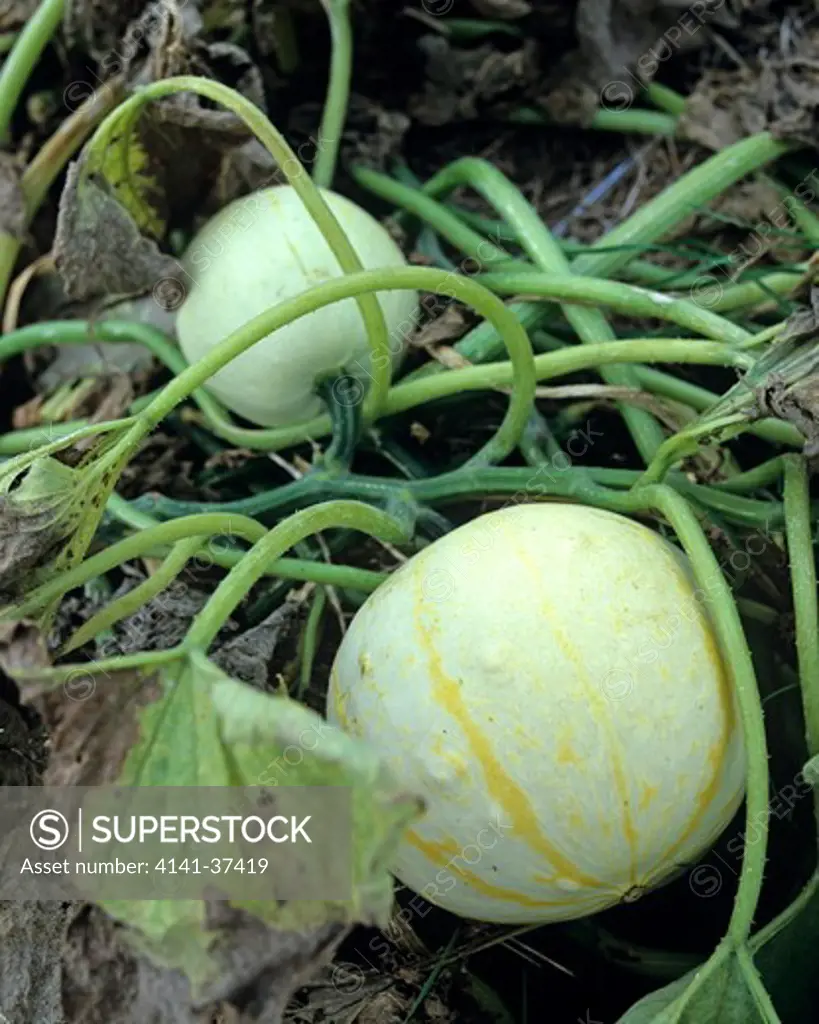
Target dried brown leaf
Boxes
[63,0,199,63]
[212,601,302,689]
[36,669,161,785]
[0,621,51,679]
[678,24,819,149]
[410,34,538,126]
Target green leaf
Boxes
[750,873,819,1021]
[116,654,228,788]
[616,971,693,1023]
[103,653,423,1001]
[616,955,761,1024]
[619,872,819,1023]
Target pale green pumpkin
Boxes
[327,502,746,923]
[177,184,419,427]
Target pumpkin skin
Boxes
[327,503,746,923]
[176,185,419,427]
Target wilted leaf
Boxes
[102,653,422,1005]
[0,456,85,599]
[37,668,162,786]
[0,423,135,619]
[54,3,274,303]
[54,163,180,302]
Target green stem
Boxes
[571,134,791,279]
[0,317,184,368]
[149,542,386,591]
[621,484,768,944]
[313,0,353,189]
[102,493,388,592]
[298,585,327,696]
[736,946,782,1021]
[774,182,819,243]
[711,269,808,315]
[121,334,751,468]
[637,415,750,487]
[475,271,751,344]
[386,339,751,417]
[95,75,391,422]
[631,366,803,448]
[314,373,364,472]
[421,157,667,461]
[509,105,677,136]
[12,648,183,684]
[351,165,531,271]
[129,462,785,533]
[110,266,536,466]
[783,456,819,763]
[184,501,408,650]
[750,871,819,952]
[399,132,790,410]
[0,332,757,467]
[643,82,686,117]
[0,420,92,454]
[592,107,677,136]
[4,514,267,621]
[62,535,204,654]
[0,0,64,144]
[714,457,786,494]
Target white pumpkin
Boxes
[327,502,746,923]
[176,185,419,427]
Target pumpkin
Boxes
[176,185,419,427]
[327,502,746,923]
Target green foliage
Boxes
[103,652,423,999]
[618,874,819,1023]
